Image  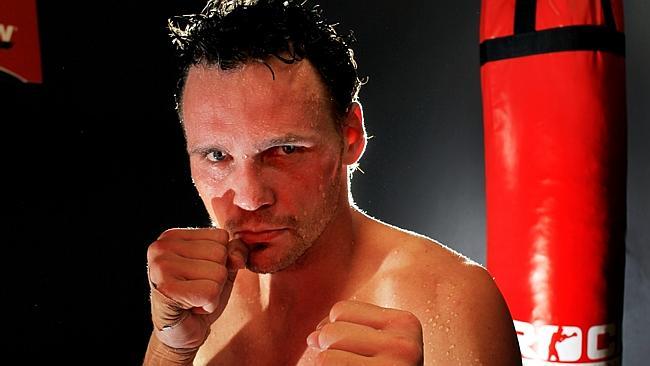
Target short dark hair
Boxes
[168,0,363,120]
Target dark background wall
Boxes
[5,0,647,364]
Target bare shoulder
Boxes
[356,212,486,286]
[356,214,522,365]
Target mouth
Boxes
[235,228,287,245]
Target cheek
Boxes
[190,163,227,203]
[276,155,341,205]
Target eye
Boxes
[280,145,298,154]
[206,150,228,162]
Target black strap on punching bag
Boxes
[480,0,625,65]
[514,0,536,34]
[601,0,617,29]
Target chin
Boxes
[246,248,281,273]
[246,239,312,274]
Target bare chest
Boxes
[193,249,403,365]
[193,311,329,366]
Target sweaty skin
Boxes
[145,58,522,365]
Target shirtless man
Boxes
[144,1,521,365]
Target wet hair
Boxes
[168,0,363,121]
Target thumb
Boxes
[205,239,248,323]
[227,238,249,276]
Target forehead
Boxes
[181,59,335,132]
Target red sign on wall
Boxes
[0,0,42,83]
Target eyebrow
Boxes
[187,134,316,155]
[257,134,316,150]
[187,144,227,155]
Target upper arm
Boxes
[373,234,521,365]
[418,263,522,366]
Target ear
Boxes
[341,102,367,165]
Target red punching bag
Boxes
[0,0,42,83]
[480,0,627,364]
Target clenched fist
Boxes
[307,300,424,365]
[146,228,248,350]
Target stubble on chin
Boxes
[248,178,343,274]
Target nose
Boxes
[227,160,275,211]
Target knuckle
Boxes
[148,239,177,261]
[213,244,228,262]
[149,254,170,272]
[157,228,182,240]
[153,280,175,296]
[213,228,229,242]
[146,251,165,274]
[147,263,162,285]
[398,311,423,331]
[146,241,164,262]
[213,264,228,281]
[317,323,336,340]
[392,334,423,362]
[328,300,349,320]
[147,257,177,288]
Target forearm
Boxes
[143,332,199,366]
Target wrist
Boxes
[143,332,200,365]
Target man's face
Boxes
[182,60,346,273]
